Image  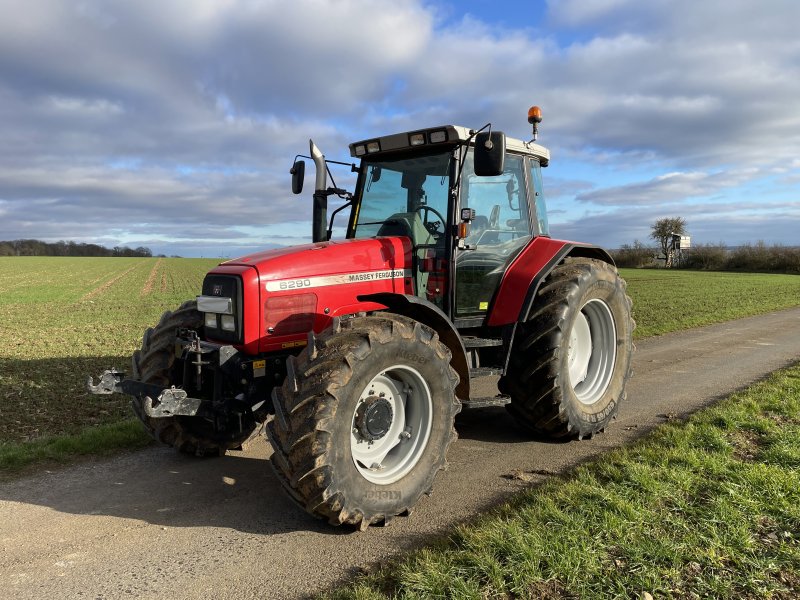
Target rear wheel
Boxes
[267,314,460,528]
[500,258,634,439]
[131,300,264,456]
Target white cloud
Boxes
[0,0,798,254]
[576,168,761,206]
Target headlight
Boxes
[429,129,447,143]
[220,314,236,331]
[199,276,242,343]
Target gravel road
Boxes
[2,307,800,599]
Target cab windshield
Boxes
[351,150,453,240]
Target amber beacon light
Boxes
[528,105,543,141]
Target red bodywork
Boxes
[486,236,571,326]
[204,234,598,356]
[206,237,414,354]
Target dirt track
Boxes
[2,307,800,599]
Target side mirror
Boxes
[290,160,305,195]
[473,131,506,176]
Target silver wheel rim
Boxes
[350,364,433,485]
[567,298,617,405]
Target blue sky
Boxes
[0,0,798,257]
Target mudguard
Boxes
[487,237,614,326]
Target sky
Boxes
[0,0,798,257]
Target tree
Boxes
[650,217,687,265]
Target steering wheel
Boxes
[418,205,446,234]
[489,205,500,228]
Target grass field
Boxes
[0,257,217,447]
[0,258,799,463]
[620,269,800,338]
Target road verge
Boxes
[323,363,800,599]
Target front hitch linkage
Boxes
[86,369,203,418]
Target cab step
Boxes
[469,367,503,377]
[461,395,511,408]
[462,336,503,348]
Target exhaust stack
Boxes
[310,140,328,243]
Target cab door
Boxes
[454,151,534,319]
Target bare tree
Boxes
[650,217,687,265]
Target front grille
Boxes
[202,274,243,343]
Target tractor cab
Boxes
[344,122,551,324]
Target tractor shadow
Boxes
[0,364,561,537]
[0,412,562,539]
[455,406,573,445]
[455,375,571,445]
[0,355,347,536]
[0,438,351,537]
[0,355,135,443]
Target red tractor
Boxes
[89,107,633,528]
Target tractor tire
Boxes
[499,258,634,439]
[267,313,461,528]
[131,300,264,456]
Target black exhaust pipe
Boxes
[312,190,327,243]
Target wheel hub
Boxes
[354,396,394,441]
[350,366,434,485]
[568,311,592,386]
[568,298,617,405]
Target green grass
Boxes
[0,419,151,479]
[620,269,800,338]
[0,257,218,448]
[323,364,800,599]
[0,260,799,469]
[0,256,219,474]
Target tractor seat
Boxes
[377,212,438,299]
[376,212,435,248]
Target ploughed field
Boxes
[1,257,799,446]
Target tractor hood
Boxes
[220,237,413,287]
[211,237,414,354]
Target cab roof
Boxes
[349,125,550,166]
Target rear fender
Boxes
[486,238,614,327]
[358,293,470,401]
[491,241,614,373]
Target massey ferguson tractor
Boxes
[89,107,633,528]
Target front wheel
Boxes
[500,258,634,439]
[267,314,460,528]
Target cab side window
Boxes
[529,159,550,237]
[460,152,532,246]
